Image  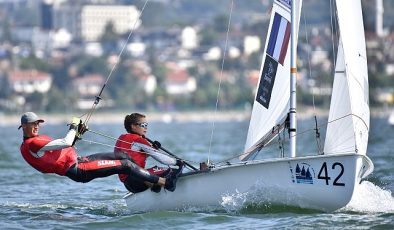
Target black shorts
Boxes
[124,167,170,193]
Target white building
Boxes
[131,61,157,95]
[71,74,114,109]
[52,28,72,49]
[203,47,221,61]
[8,70,52,94]
[53,1,82,40]
[81,5,141,42]
[244,35,261,56]
[165,63,196,95]
[181,26,198,50]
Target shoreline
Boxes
[1,107,391,126]
[1,110,251,126]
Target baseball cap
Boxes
[18,112,45,129]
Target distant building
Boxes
[81,5,141,42]
[131,61,157,95]
[30,28,52,57]
[181,27,198,50]
[53,1,82,40]
[85,42,103,57]
[127,41,146,57]
[40,1,54,30]
[139,74,157,95]
[203,47,221,61]
[244,36,261,56]
[385,63,394,75]
[71,74,112,109]
[136,28,180,49]
[228,46,241,59]
[7,70,52,94]
[52,28,72,49]
[376,0,388,37]
[165,62,196,95]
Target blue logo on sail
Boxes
[295,163,314,184]
[256,55,277,109]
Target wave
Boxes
[342,181,394,213]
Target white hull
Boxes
[125,153,373,213]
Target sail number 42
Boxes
[317,162,345,186]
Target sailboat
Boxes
[124,0,374,212]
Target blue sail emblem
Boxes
[295,163,314,184]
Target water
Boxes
[1,116,393,229]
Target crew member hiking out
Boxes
[18,112,179,192]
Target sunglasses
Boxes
[135,122,148,128]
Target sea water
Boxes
[0,116,393,229]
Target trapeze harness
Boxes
[20,132,160,183]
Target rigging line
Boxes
[302,3,316,112]
[216,112,363,164]
[216,112,366,164]
[329,0,337,71]
[83,0,150,126]
[302,12,322,154]
[79,138,159,156]
[86,128,198,164]
[293,113,368,138]
[87,129,126,143]
[217,131,285,165]
[303,4,321,153]
[80,137,201,165]
[207,0,234,164]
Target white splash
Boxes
[220,189,249,212]
[342,181,394,213]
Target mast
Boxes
[289,0,297,157]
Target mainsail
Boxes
[324,0,369,155]
[242,0,302,160]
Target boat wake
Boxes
[219,183,320,214]
[342,181,394,213]
[218,180,394,214]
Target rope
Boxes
[80,112,367,167]
[83,0,150,126]
[301,6,324,154]
[84,128,199,165]
[214,113,365,165]
[79,138,155,156]
[329,0,337,71]
[207,0,234,164]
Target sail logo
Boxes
[256,55,278,108]
[295,163,314,184]
[289,162,315,184]
[267,13,290,65]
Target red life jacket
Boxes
[115,133,149,182]
[20,135,77,176]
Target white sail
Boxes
[243,0,302,158]
[324,0,369,155]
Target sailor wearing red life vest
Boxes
[19,112,178,192]
[115,113,183,193]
